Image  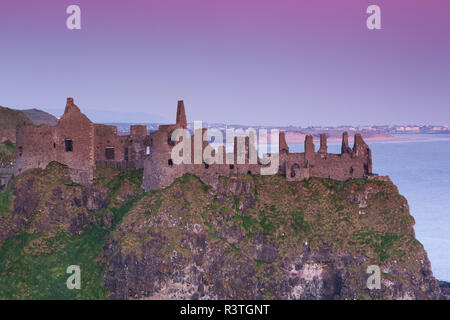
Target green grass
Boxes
[0,168,425,300]
[234,215,259,232]
[0,140,16,152]
[290,211,311,235]
[0,227,108,299]
[0,188,13,217]
[352,231,402,262]
[100,168,143,198]
[0,165,144,299]
[0,141,16,168]
[0,195,141,299]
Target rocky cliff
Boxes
[0,162,442,299]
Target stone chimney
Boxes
[176,100,187,129]
[279,132,289,153]
[318,134,327,154]
[304,135,315,162]
[341,132,352,154]
[64,97,81,114]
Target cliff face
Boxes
[0,163,442,299]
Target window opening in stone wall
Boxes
[290,164,300,178]
[105,147,115,160]
[65,139,73,152]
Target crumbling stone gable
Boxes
[14,98,95,185]
[14,98,153,184]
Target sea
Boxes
[289,134,450,282]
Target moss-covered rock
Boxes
[0,162,143,299]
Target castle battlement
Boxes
[13,98,372,190]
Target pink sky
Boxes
[0,0,449,125]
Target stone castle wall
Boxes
[14,98,373,190]
[14,98,150,185]
[14,98,95,184]
[94,124,149,169]
[141,101,372,191]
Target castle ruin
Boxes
[14,98,372,190]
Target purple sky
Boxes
[0,0,449,126]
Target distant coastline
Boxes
[283,131,427,144]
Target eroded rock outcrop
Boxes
[101,174,442,300]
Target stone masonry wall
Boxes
[14,98,95,184]
[14,98,152,185]
[141,101,373,191]
[14,98,373,190]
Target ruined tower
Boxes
[176,100,187,129]
[141,100,189,191]
[318,134,327,154]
